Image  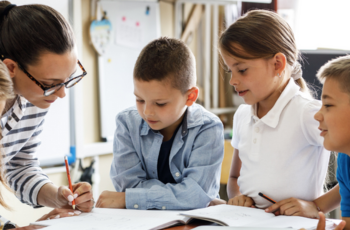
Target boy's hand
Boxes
[228,195,255,208]
[299,212,346,230]
[265,198,319,218]
[209,198,227,206]
[96,191,126,209]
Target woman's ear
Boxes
[2,59,18,79]
[274,53,287,76]
[186,87,199,106]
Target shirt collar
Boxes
[251,78,300,128]
[140,104,204,137]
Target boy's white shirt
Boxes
[232,78,330,208]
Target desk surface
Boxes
[13,220,215,230]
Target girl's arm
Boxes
[227,149,241,198]
[226,149,254,207]
[265,184,340,218]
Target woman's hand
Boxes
[58,182,94,212]
[36,208,82,221]
[96,191,126,209]
[228,195,255,208]
[265,198,319,218]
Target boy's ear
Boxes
[274,53,287,76]
[2,58,18,79]
[186,87,199,106]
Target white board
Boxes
[12,0,71,166]
[98,1,161,141]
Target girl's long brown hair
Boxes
[219,9,311,95]
[0,60,14,210]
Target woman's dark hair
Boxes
[0,1,75,69]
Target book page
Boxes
[250,216,339,230]
[249,215,320,229]
[180,205,275,227]
[32,208,188,230]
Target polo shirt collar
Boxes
[251,78,300,128]
[140,104,203,137]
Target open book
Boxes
[176,205,337,230]
[32,205,339,230]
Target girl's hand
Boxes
[209,198,227,206]
[96,191,126,209]
[265,198,319,218]
[228,195,255,208]
[36,208,82,221]
[299,212,346,230]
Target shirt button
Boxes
[255,127,260,133]
[253,138,257,144]
[134,204,139,209]
[175,172,180,177]
[162,206,166,210]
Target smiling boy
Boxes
[96,37,224,210]
[308,55,350,229]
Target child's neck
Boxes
[257,79,289,119]
[160,112,186,142]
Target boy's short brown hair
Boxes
[317,55,350,95]
[133,37,196,94]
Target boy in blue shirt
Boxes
[313,55,350,229]
[299,56,350,230]
[96,37,224,210]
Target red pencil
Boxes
[64,156,76,209]
[258,192,277,204]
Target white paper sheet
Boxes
[32,208,186,230]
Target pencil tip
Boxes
[73,205,76,210]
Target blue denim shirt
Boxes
[110,103,224,210]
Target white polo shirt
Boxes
[232,78,330,208]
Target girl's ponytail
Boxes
[219,10,313,97]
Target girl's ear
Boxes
[274,53,287,76]
[186,87,199,106]
[2,59,18,79]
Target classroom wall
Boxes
[0,0,175,226]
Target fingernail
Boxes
[68,212,74,215]
[74,211,81,215]
[68,195,74,202]
[73,194,78,199]
[265,209,268,212]
[54,215,60,219]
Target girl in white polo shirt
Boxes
[219,9,329,218]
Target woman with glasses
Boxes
[0,61,82,229]
[0,1,93,215]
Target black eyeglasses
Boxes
[19,60,87,96]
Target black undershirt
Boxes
[157,122,183,184]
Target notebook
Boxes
[32,205,338,230]
[179,205,337,230]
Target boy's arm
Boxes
[105,116,224,210]
[314,184,341,214]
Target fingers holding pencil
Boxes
[59,183,94,212]
[265,197,319,218]
[72,182,94,212]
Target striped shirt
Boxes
[1,95,51,207]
